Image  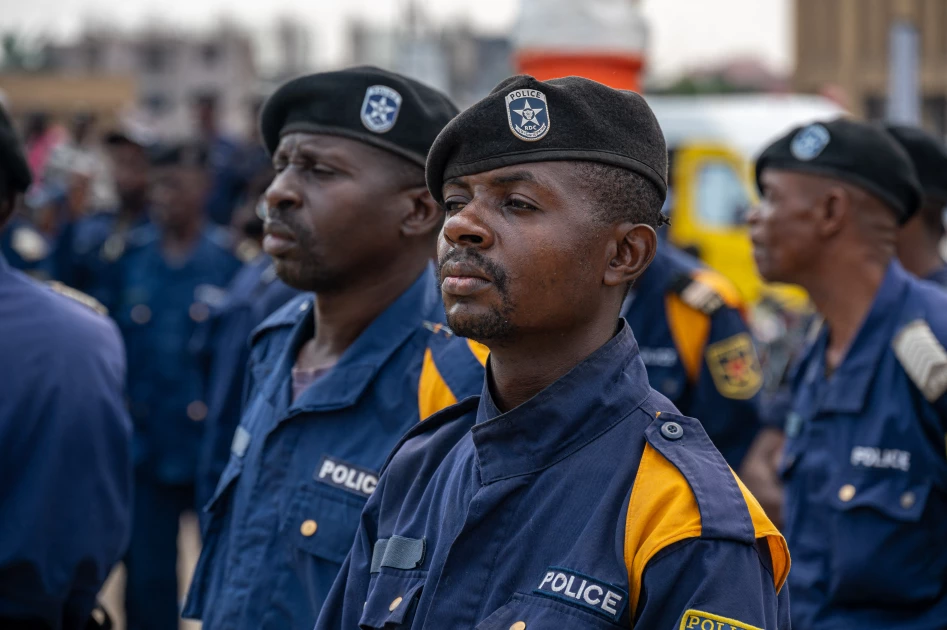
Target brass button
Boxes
[300,519,318,537]
[901,491,916,509]
[189,302,210,322]
[131,304,152,324]
[838,484,856,502]
[389,597,403,612]
[187,401,208,421]
[510,622,527,630]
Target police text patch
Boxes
[680,609,761,630]
[314,455,378,497]
[534,567,626,622]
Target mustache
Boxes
[438,248,509,293]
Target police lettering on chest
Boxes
[315,455,378,497]
[535,567,627,622]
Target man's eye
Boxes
[508,198,537,211]
[313,166,335,176]
[445,200,467,213]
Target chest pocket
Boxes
[359,571,425,629]
[827,471,944,605]
[476,593,624,629]
[281,482,366,566]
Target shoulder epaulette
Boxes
[670,269,742,317]
[46,281,108,315]
[893,319,947,402]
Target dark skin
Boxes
[896,196,947,280]
[438,162,657,412]
[107,142,151,225]
[150,165,208,261]
[263,132,440,373]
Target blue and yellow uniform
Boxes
[112,224,240,630]
[0,253,132,629]
[317,322,790,630]
[623,244,763,467]
[782,260,947,629]
[192,253,299,510]
[184,265,487,629]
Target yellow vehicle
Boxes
[646,95,846,309]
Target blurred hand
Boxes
[739,427,786,528]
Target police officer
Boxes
[114,143,241,630]
[886,124,947,287]
[750,118,947,628]
[622,242,763,467]
[183,67,486,630]
[317,75,789,630]
[0,105,132,628]
[193,167,299,511]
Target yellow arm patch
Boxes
[704,333,763,400]
[680,609,762,630]
[731,469,790,592]
[417,347,457,421]
[624,442,703,615]
[666,293,710,384]
[466,338,490,366]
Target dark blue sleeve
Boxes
[634,538,789,630]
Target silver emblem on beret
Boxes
[361,85,402,134]
[505,89,550,142]
[790,123,830,161]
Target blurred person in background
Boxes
[621,240,763,468]
[44,113,117,215]
[195,93,244,227]
[0,196,51,279]
[0,103,132,630]
[23,112,62,184]
[192,165,300,513]
[750,118,947,629]
[112,143,240,630]
[886,124,947,287]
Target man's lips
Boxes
[440,261,492,297]
[263,223,297,257]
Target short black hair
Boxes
[574,162,668,229]
[919,197,947,239]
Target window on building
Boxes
[695,162,751,227]
[140,44,169,73]
[142,94,171,116]
[200,43,221,67]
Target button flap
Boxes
[830,474,932,522]
[282,484,366,564]
[360,574,424,628]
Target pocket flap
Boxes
[476,593,623,629]
[360,574,424,628]
[282,484,366,564]
[830,475,931,522]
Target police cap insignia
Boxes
[790,123,830,161]
[361,85,403,134]
[680,609,761,630]
[505,88,550,142]
[705,333,763,400]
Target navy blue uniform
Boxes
[623,244,763,466]
[192,254,299,510]
[0,254,132,629]
[925,263,947,288]
[112,225,240,630]
[184,265,487,630]
[782,261,947,629]
[317,322,790,629]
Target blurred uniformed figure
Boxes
[622,242,763,467]
[192,167,300,511]
[184,67,486,630]
[113,143,240,630]
[750,118,947,629]
[0,212,51,278]
[0,104,132,628]
[887,124,947,287]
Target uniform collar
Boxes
[268,264,443,415]
[807,260,911,414]
[471,320,653,484]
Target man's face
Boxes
[108,143,150,208]
[749,169,824,284]
[150,165,207,231]
[438,162,617,344]
[262,133,412,292]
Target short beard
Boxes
[438,248,516,343]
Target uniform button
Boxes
[901,491,916,509]
[187,401,208,421]
[389,597,403,612]
[189,302,210,322]
[299,301,310,311]
[660,421,683,440]
[510,622,527,630]
[300,519,318,537]
[130,304,152,324]
[838,484,856,502]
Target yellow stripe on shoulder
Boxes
[731,470,790,592]
[417,347,457,421]
[665,294,710,383]
[466,338,490,367]
[691,269,744,309]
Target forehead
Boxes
[444,161,579,193]
[274,132,376,160]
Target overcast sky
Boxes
[0,0,792,79]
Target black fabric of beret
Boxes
[756,117,922,223]
[425,74,668,206]
[0,104,32,195]
[885,124,947,202]
[260,66,459,168]
[150,143,210,169]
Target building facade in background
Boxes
[795,0,947,136]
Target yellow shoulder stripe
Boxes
[665,293,710,383]
[730,469,790,592]
[624,442,703,615]
[692,269,744,309]
[466,339,490,366]
[417,347,457,421]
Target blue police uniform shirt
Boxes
[0,254,132,628]
[183,264,487,629]
[622,244,763,467]
[316,321,791,630]
[924,262,947,288]
[782,261,947,629]
[113,225,240,485]
[192,254,300,509]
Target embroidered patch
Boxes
[505,88,550,142]
[892,319,947,402]
[680,609,761,630]
[533,567,627,622]
[314,455,378,497]
[705,333,763,400]
[790,123,830,161]
[361,85,402,134]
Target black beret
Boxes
[425,74,667,206]
[885,124,947,202]
[0,103,32,194]
[150,142,210,169]
[260,66,459,168]
[756,118,921,223]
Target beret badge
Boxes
[361,85,402,134]
[790,123,831,161]
[505,88,550,142]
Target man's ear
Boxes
[401,187,443,238]
[818,186,849,239]
[603,222,657,288]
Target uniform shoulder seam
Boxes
[380,396,480,474]
[46,281,108,315]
